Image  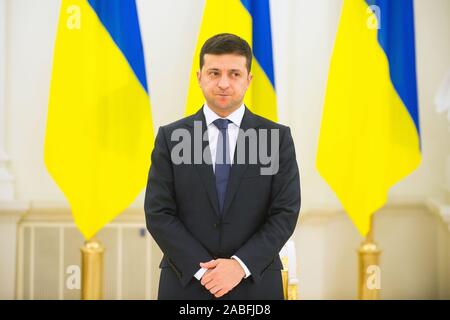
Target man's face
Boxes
[197,53,252,115]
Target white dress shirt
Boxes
[193,103,251,281]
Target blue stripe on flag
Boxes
[240,0,276,88]
[88,0,148,92]
[366,0,420,136]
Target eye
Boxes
[209,71,219,76]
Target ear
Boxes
[197,70,201,83]
[247,72,253,85]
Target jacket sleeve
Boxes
[144,126,214,287]
[233,126,301,284]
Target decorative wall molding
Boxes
[299,199,428,227]
[0,199,28,299]
[18,201,145,223]
[0,200,29,221]
[427,198,450,232]
[10,199,435,228]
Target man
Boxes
[144,33,300,300]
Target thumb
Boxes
[200,259,218,269]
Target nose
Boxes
[218,75,230,90]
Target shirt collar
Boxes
[203,103,245,128]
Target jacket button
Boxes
[213,223,218,228]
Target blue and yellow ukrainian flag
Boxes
[316,0,421,236]
[44,0,153,239]
[185,0,277,122]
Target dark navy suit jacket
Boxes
[144,107,301,300]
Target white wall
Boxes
[1,0,449,299]
[4,0,449,207]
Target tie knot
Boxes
[213,118,231,130]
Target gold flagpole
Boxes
[81,236,104,300]
[281,256,288,300]
[358,215,381,300]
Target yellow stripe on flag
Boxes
[185,0,277,122]
[44,0,153,239]
[316,0,421,236]
[185,0,252,116]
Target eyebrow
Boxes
[206,68,243,73]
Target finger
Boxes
[201,267,220,284]
[200,275,216,286]
[199,259,215,267]
[201,276,212,286]
[200,260,219,269]
[199,259,214,267]
[200,272,216,286]
[205,280,219,291]
[214,288,228,298]
[208,285,222,295]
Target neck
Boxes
[208,103,242,118]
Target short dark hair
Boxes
[199,33,252,73]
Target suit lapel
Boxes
[222,107,261,218]
[185,106,262,220]
[185,107,220,217]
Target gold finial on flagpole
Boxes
[358,215,381,300]
[81,236,104,300]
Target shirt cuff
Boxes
[231,255,251,278]
[194,267,208,280]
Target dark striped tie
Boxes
[213,118,232,215]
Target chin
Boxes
[207,99,238,113]
[213,101,232,110]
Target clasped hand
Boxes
[199,258,245,298]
